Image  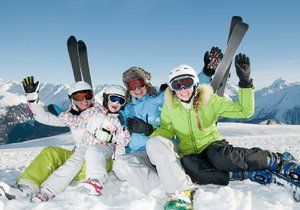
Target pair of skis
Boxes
[67,36,93,87]
[211,16,248,96]
[46,36,93,115]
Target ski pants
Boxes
[181,139,270,185]
[113,150,161,194]
[146,136,196,194]
[41,144,112,195]
[18,146,113,195]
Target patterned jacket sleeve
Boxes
[112,117,131,147]
[57,107,98,129]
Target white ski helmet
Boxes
[68,81,93,98]
[103,85,126,97]
[168,64,199,85]
[94,85,127,107]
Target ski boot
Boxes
[0,182,34,200]
[78,178,103,196]
[280,161,300,182]
[230,170,272,185]
[267,151,300,181]
[30,187,55,203]
[164,190,194,210]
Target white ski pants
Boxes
[113,150,161,194]
[146,136,196,194]
[42,144,113,195]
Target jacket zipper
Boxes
[186,109,198,153]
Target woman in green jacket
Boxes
[130,54,299,208]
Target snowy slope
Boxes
[1,123,300,210]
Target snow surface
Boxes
[1,123,300,210]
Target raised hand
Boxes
[22,76,40,102]
[203,47,223,77]
[235,53,253,88]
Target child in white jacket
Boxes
[22,77,130,202]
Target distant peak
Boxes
[270,78,289,88]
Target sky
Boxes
[0,0,299,89]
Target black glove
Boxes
[203,47,223,77]
[159,83,169,92]
[235,53,253,88]
[47,104,62,116]
[22,76,40,93]
[127,117,154,136]
[22,76,40,102]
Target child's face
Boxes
[107,100,122,113]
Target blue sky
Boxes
[0,0,299,89]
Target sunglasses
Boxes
[108,94,126,106]
[72,90,93,101]
[127,78,145,91]
[170,77,195,91]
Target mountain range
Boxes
[0,78,299,144]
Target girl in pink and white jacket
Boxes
[23,79,130,202]
[55,87,130,197]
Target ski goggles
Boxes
[127,78,146,91]
[108,94,126,106]
[72,90,93,101]
[170,77,195,91]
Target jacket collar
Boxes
[131,93,153,105]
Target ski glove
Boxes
[127,117,154,136]
[235,53,253,88]
[203,47,223,77]
[22,76,40,102]
[159,83,169,93]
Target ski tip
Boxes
[232,16,243,21]
[77,40,86,45]
[67,35,77,43]
[235,21,249,30]
[242,22,249,29]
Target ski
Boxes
[67,36,82,82]
[269,171,300,202]
[78,40,93,87]
[211,21,249,93]
[0,185,16,200]
[216,16,243,96]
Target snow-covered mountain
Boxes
[253,78,300,124]
[0,79,109,144]
[1,78,300,144]
[222,78,300,124]
[1,123,300,209]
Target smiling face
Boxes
[74,99,93,111]
[107,100,122,113]
[129,85,148,99]
[175,87,194,102]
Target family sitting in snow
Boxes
[9,47,299,208]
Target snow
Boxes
[1,123,300,210]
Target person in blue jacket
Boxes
[113,47,222,194]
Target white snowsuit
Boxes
[28,102,130,195]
